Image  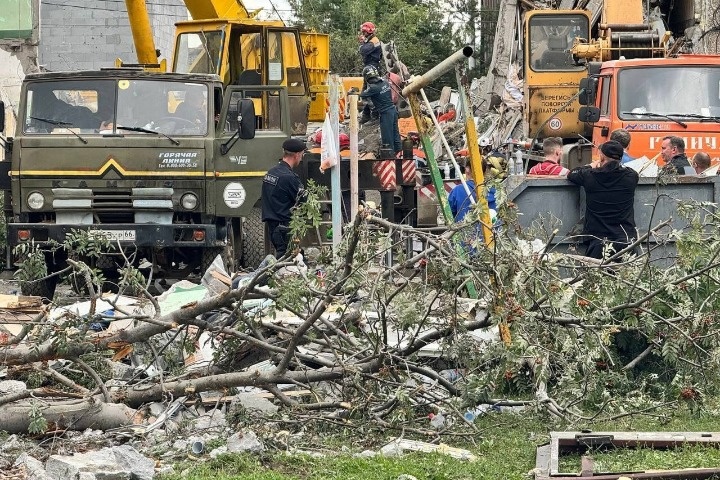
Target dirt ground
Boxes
[0,272,21,295]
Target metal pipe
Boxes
[329,75,341,249]
[402,46,474,96]
[418,89,474,206]
[349,94,359,220]
[599,23,651,31]
[611,33,660,42]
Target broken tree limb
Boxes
[2,399,138,434]
[0,387,84,408]
[111,358,383,407]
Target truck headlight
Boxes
[181,193,198,210]
[27,192,45,210]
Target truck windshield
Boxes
[24,79,209,136]
[175,30,224,76]
[529,14,588,72]
[618,66,720,120]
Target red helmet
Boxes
[360,22,376,35]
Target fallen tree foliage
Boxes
[1,186,719,439]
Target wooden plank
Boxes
[210,270,232,286]
[534,443,551,480]
[0,312,39,323]
[548,431,720,478]
[554,431,720,447]
[0,293,42,309]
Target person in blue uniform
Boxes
[261,138,307,258]
[359,65,401,154]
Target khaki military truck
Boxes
[0,68,293,297]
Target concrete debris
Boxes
[381,438,477,461]
[231,393,279,415]
[192,411,227,432]
[226,430,264,453]
[111,445,156,480]
[46,447,129,480]
[209,445,228,458]
[0,204,501,471]
[0,379,27,395]
[13,453,49,480]
[355,450,377,458]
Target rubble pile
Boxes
[0,217,511,477]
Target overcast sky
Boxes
[241,0,294,23]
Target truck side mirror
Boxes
[578,77,598,106]
[578,106,600,123]
[238,99,255,140]
[0,101,5,133]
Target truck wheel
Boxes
[225,220,242,274]
[200,247,225,276]
[20,276,57,301]
[241,208,265,269]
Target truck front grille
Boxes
[52,187,174,225]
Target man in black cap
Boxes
[261,138,307,258]
[567,140,639,260]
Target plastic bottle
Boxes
[514,149,524,176]
[508,155,517,175]
[429,412,445,428]
[443,163,451,179]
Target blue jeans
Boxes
[379,108,401,153]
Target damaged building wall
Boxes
[0,0,40,145]
[0,0,184,154]
[474,0,719,122]
[38,0,186,72]
[0,45,38,132]
[694,0,720,54]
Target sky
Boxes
[241,0,294,23]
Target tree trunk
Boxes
[2,400,138,434]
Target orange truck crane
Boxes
[523,0,720,168]
[123,0,330,134]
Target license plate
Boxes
[89,229,136,241]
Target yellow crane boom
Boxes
[123,0,163,70]
[184,0,251,21]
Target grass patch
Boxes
[160,409,720,480]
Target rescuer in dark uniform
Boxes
[360,65,401,154]
[358,21,382,123]
[261,138,307,258]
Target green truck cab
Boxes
[0,69,293,296]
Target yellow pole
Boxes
[458,84,493,247]
[124,0,160,66]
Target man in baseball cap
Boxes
[567,140,639,260]
[599,140,624,161]
[261,138,308,258]
[282,138,307,153]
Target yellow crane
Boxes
[122,0,330,132]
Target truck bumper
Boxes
[7,223,225,248]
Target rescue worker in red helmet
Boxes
[360,65,401,154]
[358,21,382,124]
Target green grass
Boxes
[160,409,720,480]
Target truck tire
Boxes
[241,208,265,269]
[20,276,57,302]
[226,219,241,274]
[200,247,225,276]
